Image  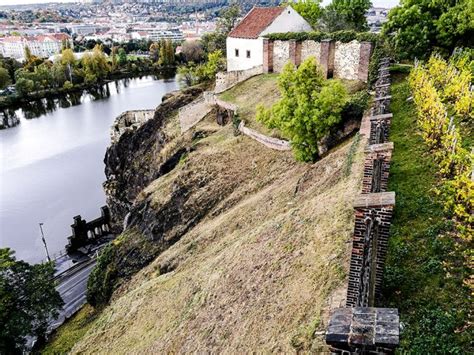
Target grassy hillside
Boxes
[382,72,472,353]
[44,75,366,353]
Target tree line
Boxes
[0,39,178,100]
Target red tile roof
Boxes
[228,6,285,39]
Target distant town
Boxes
[0,0,389,61]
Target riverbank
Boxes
[0,75,179,263]
[0,67,176,115]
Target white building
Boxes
[226,6,312,72]
[0,34,73,61]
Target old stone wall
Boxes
[111,109,155,144]
[214,65,263,94]
[238,121,291,151]
[334,41,361,81]
[300,40,321,64]
[272,40,290,73]
[178,97,213,133]
[264,38,373,82]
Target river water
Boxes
[0,75,178,263]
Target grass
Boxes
[381,72,472,353]
[218,74,281,137]
[41,305,99,354]
[52,120,365,353]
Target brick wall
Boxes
[361,143,394,194]
[326,56,399,351]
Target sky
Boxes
[1,0,401,8]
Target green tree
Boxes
[15,77,34,96]
[217,4,240,33]
[197,50,225,81]
[286,0,322,28]
[322,0,371,32]
[382,0,474,60]
[181,40,204,63]
[257,57,348,161]
[0,67,11,90]
[201,31,227,54]
[117,48,127,66]
[149,42,159,63]
[0,248,63,352]
[61,48,75,82]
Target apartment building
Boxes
[0,33,73,61]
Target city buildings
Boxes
[0,33,72,60]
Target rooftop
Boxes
[228,6,285,39]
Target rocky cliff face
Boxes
[103,86,204,230]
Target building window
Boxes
[246,50,251,58]
[235,49,239,57]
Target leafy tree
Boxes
[51,62,67,88]
[0,248,63,352]
[201,4,241,54]
[286,0,322,28]
[111,46,118,69]
[217,4,241,33]
[61,48,75,82]
[198,50,225,81]
[15,77,34,97]
[257,57,348,161]
[149,42,159,63]
[177,63,198,88]
[117,48,127,66]
[322,0,371,32]
[181,41,205,63]
[201,31,227,54]
[158,40,175,66]
[0,67,11,90]
[382,0,474,60]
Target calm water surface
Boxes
[0,76,178,263]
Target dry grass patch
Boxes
[70,130,365,354]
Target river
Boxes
[0,75,178,263]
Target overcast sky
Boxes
[1,0,401,8]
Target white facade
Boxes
[226,37,264,72]
[0,34,73,61]
[260,6,313,36]
[226,6,312,72]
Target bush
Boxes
[265,30,378,43]
[341,90,370,121]
[63,81,73,90]
[256,57,348,162]
[87,229,160,307]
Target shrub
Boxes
[265,31,378,43]
[87,229,160,307]
[341,90,370,121]
[63,80,73,90]
[256,57,348,162]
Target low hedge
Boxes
[264,30,378,43]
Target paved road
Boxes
[49,260,97,331]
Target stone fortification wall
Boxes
[263,38,373,82]
[272,40,291,73]
[111,109,155,143]
[214,65,263,94]
[178,97,213,133]
[334,40,361,80]
[238,121,291,151]
[301,40,321,64]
